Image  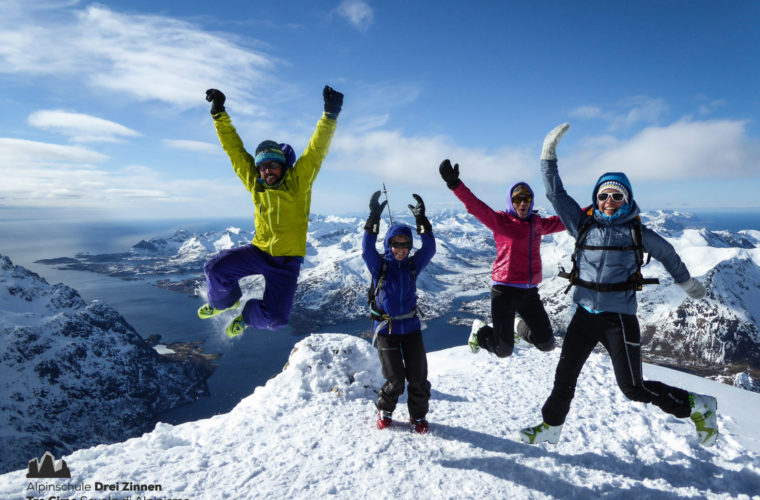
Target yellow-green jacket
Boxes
[213,111,337,258]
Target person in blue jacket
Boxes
[519,123,719,447]
[363,191,436,434]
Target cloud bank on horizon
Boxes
[0,0,759,220]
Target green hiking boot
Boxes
[197,300,240,319]
[689,392,718,447]
[515,317,529,344]
[225,315,246,338]
[519,421,562,444]
[468,319,484,354]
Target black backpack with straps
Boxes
[367,259,417,320]
[558,206,659,294]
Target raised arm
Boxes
[540,123,585,236]
[439,159,503,231]
[362,191,386,275]
[408,194,436,272]
[206,89,259,191]
[292,86,342,189]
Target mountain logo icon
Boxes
[26,451,71,478]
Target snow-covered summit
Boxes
[1,333,757,498]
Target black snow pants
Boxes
[375,330,431,420]
[477,285,556,358]
[541,306,692,426]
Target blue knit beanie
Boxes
[254,140,287,166]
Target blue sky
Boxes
[1,0,759,222]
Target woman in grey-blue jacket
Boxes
[519,123,719,448]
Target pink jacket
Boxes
[453,182,565,285]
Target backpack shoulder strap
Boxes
[575,206,596,246]
[368,260,388,310]
[558,207,594,293]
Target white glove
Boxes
[677,277,706,299]
[541,123,570,161]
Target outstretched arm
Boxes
[642,227,704,298]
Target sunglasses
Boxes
[512,196,532,205]
[597,192,626,203]
[258,162,282,172]
[390,240,411,249]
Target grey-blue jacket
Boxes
[542,159,690,315]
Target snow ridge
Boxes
[1,334,757,498]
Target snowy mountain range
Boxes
[0,255,219,475]
[37,210,760,392]
[1,333,758,498]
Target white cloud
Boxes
[329,129,533,189]
[569,105,603,119]
[336,0,375,32]
[0,137,107,163]
[28,110,140,143]
[0,148,243,215]
[163,139,219,154]
[561,119,760,184]
[569,96,668,131]
[350,114,391,133]
[698,99,727,116]
[0,3,276,113]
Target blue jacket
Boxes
[362,224,436,335]
[542,160,690,314]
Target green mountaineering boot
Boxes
[225,314,246,338]
[468,319,484,354]
[197,300,240,319]
[515,317,529,344]
[519,421,562,444]
[689,392,718,447]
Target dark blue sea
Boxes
[1,209,758,425]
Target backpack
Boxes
[367,259,419,341]
[368,259,417,319]
[558,206,659,294]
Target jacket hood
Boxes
[383,224,414,259]
[592,172,638,223]
[506,181,535,220]
[256,142,297,189]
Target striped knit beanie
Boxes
[596,180,629,203]
[511,183,532,200]
[254,140,287,166]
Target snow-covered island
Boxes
[0,255,219,475]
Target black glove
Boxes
[205,89,226,115]
[409,193,432,234]
[365,190,387,234]
[323,85,343,118]
[439,159,461,189]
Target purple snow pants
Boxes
[203,244,302,331]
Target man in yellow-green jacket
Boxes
[198,86,343,337]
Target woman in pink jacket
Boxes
[439,159,565,357]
